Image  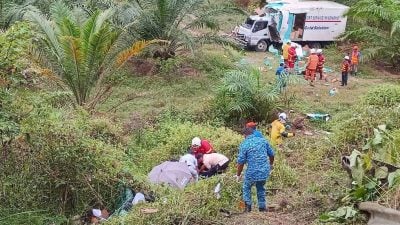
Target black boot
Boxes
[259,207,268,212]
[244,204,252,213]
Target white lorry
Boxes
[233,0,349,51]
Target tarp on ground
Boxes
[148,161,192,190]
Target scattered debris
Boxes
[214,182,222,199]
[304,131,313,136]
[329,87,337,96]
[306,113,331,122]
[140,208,159,214]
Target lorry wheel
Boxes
[312,42,321,49]
[255,40,268,52]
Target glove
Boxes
[235,174,242,182]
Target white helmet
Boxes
[291,43,297,47]
[316,49,322,54]
[278,112,287,121]
[310,49,316,54]
[344,56,350,60]
[191,137,201,146]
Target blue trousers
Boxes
[242,179,266,209]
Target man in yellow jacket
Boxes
[269,113,294,147]
[282,41,291,66]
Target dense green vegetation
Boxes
[1,0,400,225]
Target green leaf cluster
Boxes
[342,0,400,66]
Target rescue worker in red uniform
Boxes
[287,43,297,74]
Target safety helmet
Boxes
[279,112,287,121]
[291,43,297,47]
[246,122,257,128]
[310,49,316,54]
[316,49,322,54]
[191,137,201,146]
[344,56,350,60]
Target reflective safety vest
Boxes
[342,60,350,72]
[351,51,360,64]
[307,54,319,70]
[288,48,296,62]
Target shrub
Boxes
[107,175,242,225]
[190,50,238,78]
[0,91,133,218]
[364,84,400,107]
[0,21,32,86]
[128,119,243,173]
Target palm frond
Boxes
[50,0,75,26]
[0,0,39,29]
[115,40,153,67]
[25,10,63,59]
[391,20,400,36]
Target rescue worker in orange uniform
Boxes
[341,56,351,86]
[350,46,361,76]
[316,49,326,80]
[287,43,297,74]
[305,49,319,86]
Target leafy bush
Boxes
[190,49,238,78]
[331,105,400,150]
[364,84,400,107]
[0,21,32,86]
[0,90,133,217]
[342,0,400,66]
[108,176,242,225]
[129,119,243,173]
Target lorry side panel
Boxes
[302,8,348,41]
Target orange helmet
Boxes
[353,45,358,50]
[246,122,257,128]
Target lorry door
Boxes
[302,7,346,41]
[291,13,306,41]
[250,21,269,45]
[268,13,282,42]
[283,13,295,41]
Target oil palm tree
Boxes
[0,0,119,29]
[342,0,400,67]
[124,0,243,59]
[26,1,151,110]
[215,65,280,123]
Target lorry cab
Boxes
[236,15,271,51]
[233,0,349,51]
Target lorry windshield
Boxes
[243,18,255,29]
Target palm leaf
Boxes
[391,20,400,37]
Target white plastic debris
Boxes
[214,182,221,199]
